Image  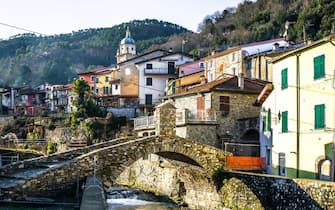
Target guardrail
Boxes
[176,109,216,125]
[133,116,155,130]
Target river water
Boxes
[0,187,179,210]
[107,187,179,210]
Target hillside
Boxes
[0,19,188,86]
[1,0,334,87]
[160,0,335,56]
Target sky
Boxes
[0,0,244,39]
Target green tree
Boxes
[70,79,104,129]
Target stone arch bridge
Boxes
[0,135,227,200]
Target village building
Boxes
[258,34,335,180]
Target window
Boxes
[146,77,152,86]
[247,59,252,70]
[95,77,99,83]
[91,76,95,81]
[145,94,152,105]
[125,68,131,75]
[231,52,237,63]
[219,96,230,112]
[146,63,153,69]
[105,76,109,82]
[95,88,99,94]
[314,54,325,79]
[315,104,325,129]
[281,68,288,89]
[115,84,118,90]
[282,111,288,133]
[103,87,108,94]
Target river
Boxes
[0,187,179,210]
[107,187,179,210]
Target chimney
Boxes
[200,75,207,84]
[272,43,280,50]
[238,73,244,90]
[180,70,185,77]
[307,37,313,45]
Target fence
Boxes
[224,142,265,171]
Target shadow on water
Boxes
[215,171,323,210]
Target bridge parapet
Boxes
[0,137,129,176]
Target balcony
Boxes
[134,115,155,130]
[176,109,217,125]
[144,68,176,75]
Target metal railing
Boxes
[134,115,155,130]
[144,68,176,75]
[176,109,216,125]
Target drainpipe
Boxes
[330,37,335,181]
[296,53,301,178]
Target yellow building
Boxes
[261,35,335,180]
[203,46,242,82]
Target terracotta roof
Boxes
[168,76,268,98]
[78,67,107,75]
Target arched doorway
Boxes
[318,159,332,181]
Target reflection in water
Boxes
[107,187,178,210]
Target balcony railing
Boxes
[144,68,176,75]
[176,109,216,125]
[134,115,155,130]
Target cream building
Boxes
[260,35,335,180]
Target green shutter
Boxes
[282,111,288,132]
[267,109,271,131]
[263,116,267,132]
[281,68,288,89]
[315,104,325,129]
[314,55,325,79]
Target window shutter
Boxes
[315,104,325,129]
[282,111,288,132]
[263,116,267,132]
[281,68,288,89]
[314,55,325,79]
[267,109,271,131]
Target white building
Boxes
[259,35,335,180]
[135,53,193,115]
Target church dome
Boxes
[120,27,135,45]
[120,37,135,45]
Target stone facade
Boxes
[155,101,176,137]
[212,91,260,142]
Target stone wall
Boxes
[176,124,218,147]
[117,156,223,210]
[218,171,335,209]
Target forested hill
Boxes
[1,0,334,87]
[0,19,188,86]
[160,0,335,57]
